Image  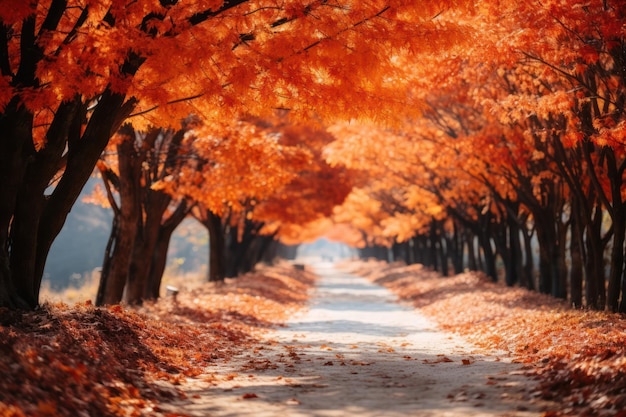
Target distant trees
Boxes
[327,0,626,312]
[93,116,352,304]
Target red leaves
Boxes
[0,262,314,416]
[422,356,454,364]
[36,401,57,416]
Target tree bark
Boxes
[605,149,626,312]
[569,205,584,308]
[1,89,134,309]
[124,196,169,305]
[465,232,478,272]
[429,220,439,272]
[585,204,607,309]
[96,136,142,305]
[477,213,497,281]
[145,202,189,300]
[207,210,226,282]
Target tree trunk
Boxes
[479,231,497,282]
[450,222,464,274]
[509,217,523,287]
[493,221,513,286]
[392,242,406,264]
[556,214,569,300]
[438,228,449,277]
[96,211,138,305]
[124,186,180,304]
[145,230,172,300]
[477,214,497,281]
[0,86,134,310]
[570,206,584,308]
[124,212,163,305]
[607,207,625,312]
[414,236,427,266]
[585,204,606,309]
[0,98,33,309]
[203,210,225,282]
[261,236,279,264]
[96,137,142,306]
[406,239,416,265]
[606,150,625,312]
[519,221,535,290]
[534,213,561,296]
[465,232,478,272]
[429,220,439,272]
[144,202,189,300]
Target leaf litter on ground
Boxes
[341,260,626,417]
[0,261,315,417]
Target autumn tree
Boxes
[325,0,626,312]
[180,117,352,282]
[480,0,626,310]
[0,0,474,309]
[94,121,193,306]
[325,123,447,266]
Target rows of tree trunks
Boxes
[330,1,626,313]
[358,190,615,311]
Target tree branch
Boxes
[128,93,205,118]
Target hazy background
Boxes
[43,178,356,292]
[44,178,209,290]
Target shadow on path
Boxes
[165,262,552,417]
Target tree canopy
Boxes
[0,0,475,308]
[322,0,626,311]
[1,0,625,312]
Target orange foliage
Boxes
[320,0,626,272]
[253,122,354,230]
[159,117,313,216]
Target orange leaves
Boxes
[178,117,313,215]
[422,356,453,364]
[578,44,600,65]
[2,0,477,167]
[119,0,471,126]
[36,401,58,416]
[0,74,12,112]
[317,0,626,252]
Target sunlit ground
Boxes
[40,266,208,305]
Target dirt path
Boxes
[164,263,551,417]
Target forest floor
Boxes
[1,260,625,416]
